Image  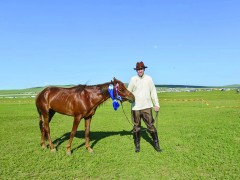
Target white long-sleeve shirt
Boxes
[127,74,160,110]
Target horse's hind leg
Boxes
[42,113,56,153]
[39,115,46,149]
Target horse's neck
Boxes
[82,84,109,109]
[99,83,110,100]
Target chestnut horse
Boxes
[35,78,134,155]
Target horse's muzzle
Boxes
[127,96,135,103]
[121,96,135,103]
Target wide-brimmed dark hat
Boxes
[134,61,148,70]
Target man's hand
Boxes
[154,106,160,112]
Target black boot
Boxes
[150,132,161,152]
[133,131,140,152]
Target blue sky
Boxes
[0,0,239,90]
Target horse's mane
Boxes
[73,84,87,92]
[97,82,111,95]
[73,81,111,94]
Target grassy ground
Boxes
[0,90,239,179]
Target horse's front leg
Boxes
[85,117,93,153]
[66,116,81,155]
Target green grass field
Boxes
[0,90,239,179]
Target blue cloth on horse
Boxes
[112,99,120,111]
[108,84,120,111]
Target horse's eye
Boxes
[118,88,124,92]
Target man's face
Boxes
[137,68,144,77]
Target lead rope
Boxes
[155,111,159,132]
[120,101,159,132]
[120,101,134,128]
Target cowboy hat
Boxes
[134,61,148,70]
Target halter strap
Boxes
[114,83,122,101]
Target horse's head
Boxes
[111,77,135,103]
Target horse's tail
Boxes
[37,107,43,131]
[37,108,48,140]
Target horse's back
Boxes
[36,86,83,116]
[36,86,64,109]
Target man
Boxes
[128,61,161,152]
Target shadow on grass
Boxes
[52,128,154,153]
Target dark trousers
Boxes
[132,108,157,133]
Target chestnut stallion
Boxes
[35,78,134,155]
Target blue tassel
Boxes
[108,84,120,111]
[113,99,120,111]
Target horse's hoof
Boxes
[66,151,72,156]
[87,147,94,154]
[51,148,56,153]
[41,145,47,150]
